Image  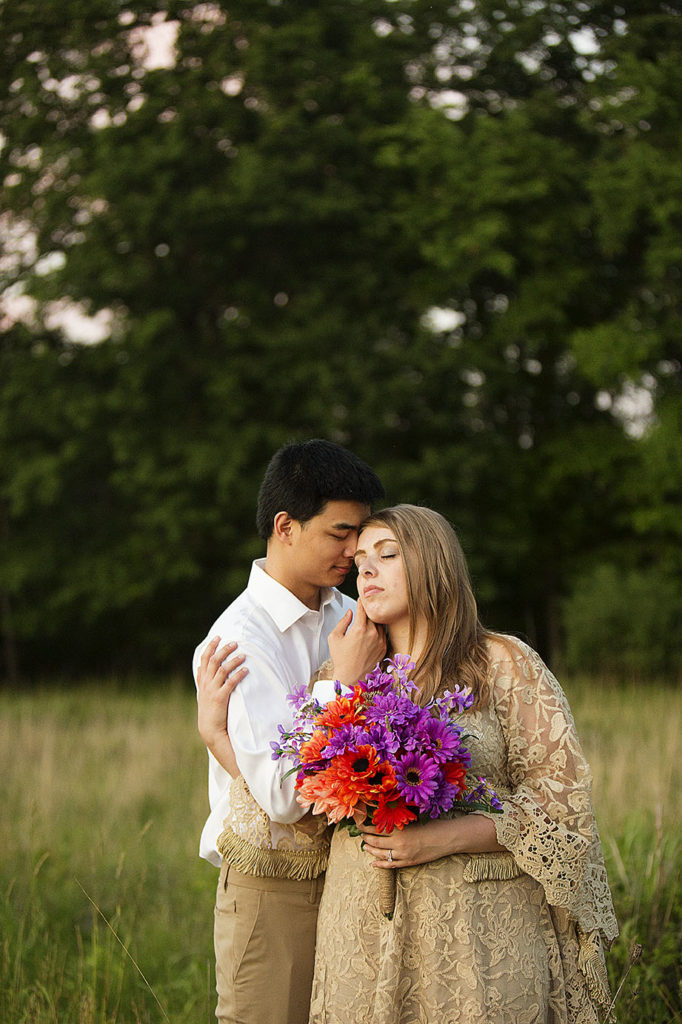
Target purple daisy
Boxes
[395,751,441,811]
[418,716,465,763]
[361,721,400,759]
[426,778,458,818]
[322,722,369,759]
[366,693,422,728]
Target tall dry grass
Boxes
[1,678,680,1022]
[1,683,217,1024]
[566,678,682,1022]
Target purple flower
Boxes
[465,777,503,811]
[322,723,367,759]
[359,665,396,693]
[366,693,422,728]
[286,684,310,709]
[360,657,420,699]
[427,778,458,817]
[438,686,475,715]
[390,653,416,673]
[410,706,434,728]
[417,716,464,763]
[362,721,400,759]
[395,752,441,811]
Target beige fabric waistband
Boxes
[222,862,326,896]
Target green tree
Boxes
[563,562,682,677]
[1,1,680,678]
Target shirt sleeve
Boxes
[223,640,307,824]
[192,628,308,827]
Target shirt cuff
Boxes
[311,679,354,703]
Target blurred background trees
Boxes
[1,0,680,683]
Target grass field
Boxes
[1,678,680,1023]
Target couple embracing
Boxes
[193,439,617,1024]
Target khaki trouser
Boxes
[214,862,325,1024]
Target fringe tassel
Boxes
[463,853,523,883]
[216,827,330,881]
[577,926,614,1020]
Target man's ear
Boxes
[272,511,297,545]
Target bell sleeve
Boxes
[481,637,618,944]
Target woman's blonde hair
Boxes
[360,504,491,707]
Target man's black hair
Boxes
[256,439,384,540]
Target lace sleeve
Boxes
[483,637,618,943]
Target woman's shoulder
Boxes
[485,632,537,669]
[484,633,552,696]
[484,633,573,710]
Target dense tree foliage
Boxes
[1,1,680,682]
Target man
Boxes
[194,439,385,1024]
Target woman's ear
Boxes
[272,511,296,545]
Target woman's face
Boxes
[353,525,409,630]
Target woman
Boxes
[309,504,617,1024]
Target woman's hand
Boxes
[360,814,506,869]
[328,599,386,687]
[196,637,248,778]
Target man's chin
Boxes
[328,567,351,584]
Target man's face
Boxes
[290,499,370,591]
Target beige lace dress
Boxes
[309,637,618,1024]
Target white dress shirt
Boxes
[193,558,355,866]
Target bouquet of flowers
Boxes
[271,654,502,918]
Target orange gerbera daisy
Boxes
[298,729,330,763]
[443,761,467,795]
[297,769,357,822]
[314,689,366,730]
[372,794,418,834]
[323,747,398,808]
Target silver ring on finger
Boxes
[387,849,393,863]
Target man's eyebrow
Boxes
[331,522,358,531]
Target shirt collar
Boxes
[248,558,340,632]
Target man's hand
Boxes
[328,600,386,687]
[196,637,248,777]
